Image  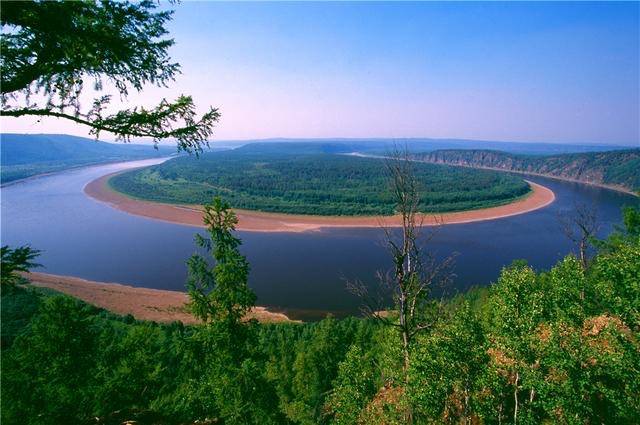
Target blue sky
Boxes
[3,1,639,145]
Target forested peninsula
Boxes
[109,144,532,216]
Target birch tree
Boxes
[349,149,455,423]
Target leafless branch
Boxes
[557,201,600,269]
[348,145,456,400]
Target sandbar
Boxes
[25,272,296,324]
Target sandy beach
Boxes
[84,171,555,232]
[25,272,296,324]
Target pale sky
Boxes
[2,1,639,146]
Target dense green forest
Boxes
[110,144,530,215]
[0,134,173,183]
[2,205,638,424]
[415,149,640,194]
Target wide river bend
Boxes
[2,158,638,320]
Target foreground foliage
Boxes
[110,145,531,215]
[2,208,638,424]
[1,0,218,152]
[0,244,40,287]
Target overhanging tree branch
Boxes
[1,0,219,152]
[2,100,221,153]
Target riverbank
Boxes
[1,156,175,188]
[350,152,639,197]
[85,172,555,232]
[25,272,296,324]
[425,162,639,197]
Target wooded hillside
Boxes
[415,149,640,194]
[2,207,638,424]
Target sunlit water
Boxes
[1,158,638,320]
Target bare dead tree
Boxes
[558,201,599,270]
[348,148,456,385]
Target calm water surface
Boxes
[1,159,638,320]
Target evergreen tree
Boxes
[182,197,281,424]
[1,0,219,152]
[0,245,40,287]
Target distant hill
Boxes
[217,138,634,156]
[0,134,175,183]
[229,142,367,156]
[413,149,640,194]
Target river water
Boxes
[1,158,638,320]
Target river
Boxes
[1,158,638,320]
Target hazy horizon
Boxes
[1,2,638,146]
[3,132,638,150]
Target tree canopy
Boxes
[2,207,639,424]
[1,0,219,153]
[186,197,256,325]
[109,147,532,215]
[0,245,40,287]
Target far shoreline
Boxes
[421,162,639,197]
[84,170,556,232]
[0,155,174,188]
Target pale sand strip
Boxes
[84,172,555,233]
[25,272,296,324]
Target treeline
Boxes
[2,207,638,424]
[110,148,530,215]
[415,148,640,194]
[1,287,371,425]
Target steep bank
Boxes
[414,149,640,195]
